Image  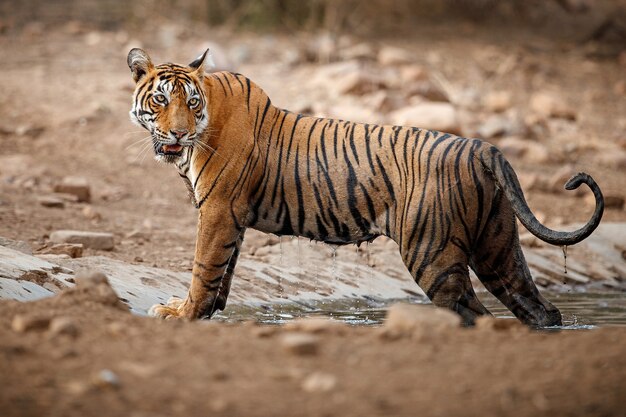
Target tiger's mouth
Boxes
[159,144,184,155]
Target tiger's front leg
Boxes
[150,208,244,320]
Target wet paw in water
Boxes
[149,296,185,319]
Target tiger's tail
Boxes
[477,143,604,246]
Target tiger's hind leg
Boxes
[469,194,562,327]
[402,245,491,326]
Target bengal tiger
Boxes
[127,48,604,326]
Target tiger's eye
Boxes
[188,98,199,108]
[152,94,167,105]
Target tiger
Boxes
[127,48,604,326]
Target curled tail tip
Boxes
[564,172,590,190]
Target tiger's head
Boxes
[127,48,211,164]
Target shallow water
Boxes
[213,292,626,329]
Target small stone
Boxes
[75,271,109,287]
[389,103,460,135]
[378,46,413,66]
[383,303,461,338]
[82,206,102,220]
[529,92,576,120]
[38,196,65,208]
[301,372,337,393]
[36,254,71,261]
[586,193,624,210]
[340,43,376,61]
[50,230,114,250]
[284,318,344,334]
[519,232,543,248]
[598,152,626,170]
[53,176,91,203]
[475,316,526,332]
[335,71,385,96]
[12,314,51,333]
[92,369,120,389]
[280,332,320,355]
[484,91,512,113]
[48,317,79,337]
[133,256,144,262]
[498,137,549,163]
[37,243,83,258]
[406,80,449,102]
[478,115,512,139]
[125,229,150,240]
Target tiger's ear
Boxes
[127,48,154,83]
[189,49,214,79]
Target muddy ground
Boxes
[0,14,625,417]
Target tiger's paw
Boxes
[149,296,187,320]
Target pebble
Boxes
[477,115,512,139]
[498,137,549,163]
[12,314,51,333]
[92,369,120,389]
[529,92,577,120]
[335,70,384,96]
[284,318,344,334]
[48,317,79,337]
[378,45,413,66]
[301,372,337,393]
[383,303,461,338]
[82,205,102,220]
[475,316,527,333]
[50,230,114,250]
[38,196,65,208]
[483,91,512,113]
[53,176,91,203]
[37,243,83,258]
[389,103,460,135]
[280,332,320,355]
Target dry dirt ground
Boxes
[1,278,625,417]
[0,19,625,417]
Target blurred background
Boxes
[0,0,624,276]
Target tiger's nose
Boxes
[171,129,188,140]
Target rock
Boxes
[0,237,32,255]
[586,193,624,210]
[340,43,376,61]
[92,369,120,389]
[475,316,527,332]
[48,317,79,337]
[483,91,512,113]
[378,46,413,66]
[37,196,65,208]
[72,271,126,309]
[75,271,109,287]
[399,65,429,83]
[383,303,461,338]
[37,243,83,258]
[12,314,50,333]
[280,332,320,355]
[82,205,102,220]
[498,137,549,163]
[548,166,587,196]
[284,318,344,334]
[301,372,337,393]
[389,103,460,135]
[529,92,577,120]
[477,115,512,139]
[406,80,449,102]
[53,176,91,203]
[125,230,150,241]
[328,103,381,124]
[597,152,626,170]
[335,70,385,96]
[50,230,114,250]
[52,192,80,203]
[519,232,543,248]
[37,254,71,261]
